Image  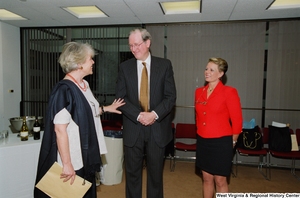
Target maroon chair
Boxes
[165,123,175,169]
[102,120,122,131]
[234,127,270,180]
[170,123,197,172]
[268,128,300,180]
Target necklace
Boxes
[66,73,87,91]
[208,87,213,92]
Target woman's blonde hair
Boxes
[208,57,228,74]
[58,42,95,73]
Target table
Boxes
[0,131,42,198]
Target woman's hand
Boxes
[103,98,125,114]
[60,162,76,184]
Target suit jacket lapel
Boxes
[149,57,159,100]
[201,88,207,101]
[128,58,139,102]
[207,81,224,100]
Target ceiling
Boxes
[0,0,299,28]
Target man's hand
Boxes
[138,111,156,126]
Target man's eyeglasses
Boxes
[129,41,145,49]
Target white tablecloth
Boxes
[0,131,42,198]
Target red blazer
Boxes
[195,82,242,138]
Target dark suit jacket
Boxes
[115,56,176,148]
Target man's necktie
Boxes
[140,62,148,112]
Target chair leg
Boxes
[171,157,176,172]
[267,153,271,180]
[232,150,237,177]
[291,159,300,180]
[258,154,270,180]
[170,155,174,172]
[169,156,172,171]
[268,152,272,180]
[170,150,176,172]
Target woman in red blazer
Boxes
[195,57,242,198]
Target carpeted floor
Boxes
[97,160,300,198]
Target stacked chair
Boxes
[234,126,270,180]
[170,123,197,172]
[268,127,300,180]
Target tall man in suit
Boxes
[115,28,176,198]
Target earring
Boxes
[80,66,83,69]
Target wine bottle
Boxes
[20,117,29,141]
[33,116,41,140]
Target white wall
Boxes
[0,22,21,132]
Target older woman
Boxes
[195,57,242,198]
[34,42,124,198]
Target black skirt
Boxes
[196,135,233,176]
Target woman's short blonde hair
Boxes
[58,42,95,74]
[208,57,228,74]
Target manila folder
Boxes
[36,162,92,198]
